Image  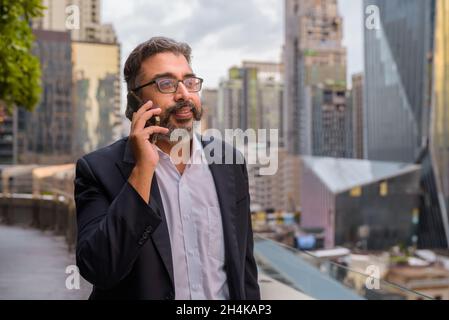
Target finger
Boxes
[136,99,153,115]
[142,126,170,136]
[131,100,153,122]
[137,126,169,143]
[134,108,162,131]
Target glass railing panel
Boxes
[254,235,433,300]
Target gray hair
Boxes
[124,37,192,120]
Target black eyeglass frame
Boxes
[132,76,204,93]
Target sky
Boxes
[102,0,364,109]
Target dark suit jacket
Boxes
[74,135,260,300]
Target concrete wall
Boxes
[0,196,77,251]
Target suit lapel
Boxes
[115,138,174,288]
[146,175,175,288]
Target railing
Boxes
[0,172,435,300]
[0,187,78,251]
[254,236,434,300]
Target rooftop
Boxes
[301,156,421,193]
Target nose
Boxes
[174,81,191,102]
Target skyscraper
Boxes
[33,0,117,44]
[218,62,283,133]
[308,83,352,158]
[248,147,301,213]
[284,0,347,155]
[0,30,74,165]
[201,88,219,131]
[364,0,431,163]
[71,41,121,156]
[218,66,248,133]
[351,73,364,159]
[364,0,449,248]
[429,0,449,248]
[242,61,284,134]
[16,30,74,164]
[33,0,121,158]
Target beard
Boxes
[154,101,203,144]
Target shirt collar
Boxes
[155,133,204,165]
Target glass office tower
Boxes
[364,0,449,248]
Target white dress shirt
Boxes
[154,134,229,300]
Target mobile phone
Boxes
[127,91,161,143]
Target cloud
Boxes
[103,0,283,69]
[180,0,283,54]
[102,0,363,108]
[102,0,284,110]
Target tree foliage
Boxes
[0,0,45,113]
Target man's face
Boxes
[137,52,202,136]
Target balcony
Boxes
[0,166,435,300]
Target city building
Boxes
[300,156,422,250]
[430,0,449,249]
[218,67,247,132]
[364,0,431,163]
[242,61,284,134]
[305,83,352,158]
[15,30,74,165]
[71,40,121,157]
[0,105,15,164]
[33,0,117,44]
[216,62,285,214]
[364,0,449,248]
[351,73,364,159]
[284,0,346,155]
[31,0,121,158]
[201,88,219,131]
[218,62,283,133]
[248,146,301,213]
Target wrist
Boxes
[134,162,157,173]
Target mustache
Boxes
[153,101,202,144]
[160,101,202,125]
[165,101,196,115]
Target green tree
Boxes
[0,0,45,114]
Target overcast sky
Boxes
[102,0,364,109]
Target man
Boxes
[74,37,260,300]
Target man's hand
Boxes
[128,100,169,203]
[129,100,168,168]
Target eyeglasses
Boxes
[132,76,204,94]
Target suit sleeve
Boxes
[241,162,261,300]
[74,157,162,290]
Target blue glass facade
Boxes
[364,0,449,248]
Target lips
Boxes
[173,106,193,119]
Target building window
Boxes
[350,186,362,197]
[380,181,388,197]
